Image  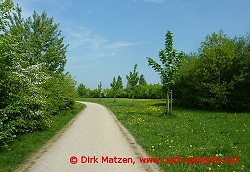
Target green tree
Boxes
[175,31,248,111]
[195,31,238,109]
[147,30,184,114]
[9,7,68,74]
[148,84,163,99]
[110,76,122,102]
[174,53,200,108]
[126,64,139,105]
[60,73,77,109]
[117,75,123,89]
[226,33,250,111]
[77,83,86,98]
[0,3,76,148]
[134,85,148,99]
[139,74,147,85]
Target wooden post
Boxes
[167,90,169,114]
[170,90,172,114]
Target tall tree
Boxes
[117,75,123,89]
[139,74,147,85]
[175,31,247,111]
[126,64,139,105]
[9,7,68,74]
[0,3,76,148]
[110,77,120,102]
[147,30,185,114]
[195,31,239,109]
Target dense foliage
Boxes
[75,65,164,100]
[0,1,76,149]
[175,31,250,111]
[76,83,164,100]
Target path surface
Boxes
[26,102,155,172]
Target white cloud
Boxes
[65,26,143,61]
[105,41,144,49]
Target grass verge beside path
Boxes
[0,102,85,172]
[81,98,250,172]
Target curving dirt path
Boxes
[19,102,159,172]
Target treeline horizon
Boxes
[78,30,250,112]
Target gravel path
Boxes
[23,102,158,172]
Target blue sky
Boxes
[13,0,250,89]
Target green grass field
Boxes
[0,102,85,172]
[81,98,250,172]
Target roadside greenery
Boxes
[0,103,85,172]
[0,0,77,149]
[83,98,250,172]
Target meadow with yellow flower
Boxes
[83,98,249,172]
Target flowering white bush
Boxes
[0,2,76,149]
